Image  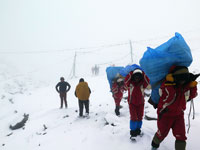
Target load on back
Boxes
[106,64,144,90]
[139,32,193,104]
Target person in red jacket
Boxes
[111,77,126,116]
[124,68,150,140]
[151,66,199,150]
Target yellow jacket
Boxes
[75,82,91,100]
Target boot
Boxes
[175,140,186,150]
[151,141,159,150]
[115,106,120,116]
[151,147,158,150]
[151,134,160,149]
[136,129,143,136]
[130,130,138,140]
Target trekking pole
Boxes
[187,99,195,133]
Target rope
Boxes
[187,99,195,133]
[192,99,195,120]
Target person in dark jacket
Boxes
[56,77,71,108]
[151,66,198,150]
[75,78,91,117]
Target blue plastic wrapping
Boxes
[139,32,193,104]
[120,64,143,77]
[106,66,124,89]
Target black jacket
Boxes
[56,81,71,93]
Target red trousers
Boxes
[156,114,187,141]
[129,104,144,121]
[114,98,122,106]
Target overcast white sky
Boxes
[0,0,200,51]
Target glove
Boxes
[189,81,198,88]
[190,73,200,81]
[166,74,174,82]
[148,97,158,109]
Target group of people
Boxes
[110,65,198,150]
[55,77,91,117]
[55,64,199,150]
[91,65,100,76]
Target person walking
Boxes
[151,66,198,150]
[124,68,150,141]
[55,77,71,108]
[75,78,91,117]
[111,77,126,116]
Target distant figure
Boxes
[75,78,91,117]
[92,65,100,76]
[55,77,71,108]
[91,67,95,75]
[111,77,126,116]
[95,65,99,75]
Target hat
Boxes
[131,69,143,82]
[166,66,189,83]
[79,78,84,82]
[169,66,189,74]
[133,69,142,74]
[117,78,123,82]
[60,77,64,80]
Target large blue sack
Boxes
[106,66,124,89]
[139,32,193,104]
[120,64,143,77]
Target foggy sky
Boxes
[0,0,200,51]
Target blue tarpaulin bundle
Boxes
[120,64,143,77]
[106,66,124,89]
[106,64,143,90]
[139,32,193,104]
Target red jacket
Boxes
[157,81,197,117]
[124,71,149,105]
[111,82,126,99]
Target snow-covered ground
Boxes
[0,66,200,150]
[1,0,200,149]
[1,32,200,150]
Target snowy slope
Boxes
[0,72,200,150]
[1,0,200,149]
[0,33,200,150]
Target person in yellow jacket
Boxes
[75,78,91,117]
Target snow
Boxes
[1,1,200,149]
[1,32,200,150]
[0,33,200,150]
[0,67,200,150]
